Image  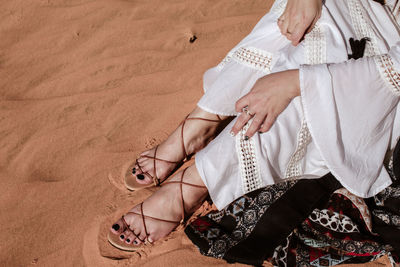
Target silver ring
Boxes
[242,106,254,116]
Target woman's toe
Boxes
[125,233,135,244]
[137,157,147,164]
[147,235,154,243]
[138,232,148,243]
[120,229,131,241]
[133,236,143,245]
[140,150,151,157]
[110,220,123,234]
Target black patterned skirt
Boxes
[185,144,400,266]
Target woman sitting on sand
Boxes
[108,0,400,250]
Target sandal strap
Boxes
[126,203,181,244]
[162,167,207,224]
[126,210,181,224]
[125,167,207,243]
[136,114,223,187]
[180,115,222,160]
[121,215,144,242]
[135,158,154,182]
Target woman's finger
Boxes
[259,114,276,133]
[279,16,290,37]
[235,94,250,113]
[245,113,267,138]
[287,22,305,46]
[231,112,252,136]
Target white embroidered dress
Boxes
[195,0,400,209]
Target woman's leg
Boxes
[111,162,209,244]
[133,106,230,185]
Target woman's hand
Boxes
[231,70,300,138]
[278,0,322,46]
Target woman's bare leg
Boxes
[133,106,229,185]
[111,163,208,244]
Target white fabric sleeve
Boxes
[300,44,400,198]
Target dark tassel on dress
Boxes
[348,37,370,60]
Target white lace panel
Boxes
[285,120,312,178]
[347,0,381,56]
[304,23,326,65]
[231,47,273,73]
[217,54,232,70]
[347,0,400,95]
[236,122,262,194]
[284,24,326,179]
[375,54,400,95]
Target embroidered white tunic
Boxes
[195,0,400,209]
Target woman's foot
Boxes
[111,165,208,246]
[131,107,225,186]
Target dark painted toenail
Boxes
[132,168,136,174]
[112,224,120,231]
[244,135,249,141]
[134,240,138,244]
[126,238,130,243]
[137,174,145,180]
[120,234,124,239]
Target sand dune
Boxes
[0,0,393,266]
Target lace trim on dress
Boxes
[347,0,380,56]
[217,54,232,70]
[231,47,273,73]
[304,23,326,65]
[285,24,325,179]
[236,122,262,194]
[285,120,312,178]
[347,0,400,95]
[374,54,400,95]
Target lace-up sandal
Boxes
[108,168,207,251]
[123,114,222,191]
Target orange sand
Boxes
[0,0,392,266]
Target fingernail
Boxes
[126,238,130,243]
[230,131,235,137]
[132,168,136,174]
[244,136,249,141]
[112,224,120,231]
[137,174,145,180]
[120,234,125,239]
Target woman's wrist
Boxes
[288,69,301,99]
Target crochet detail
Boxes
[284,21,326,179]
[304,23,326,65]
[347,0,380,56]
[347,0,400,95]
[236,122,262,194]
[217,54,232,70]
[285,120,312,178]
[375,54,400,96]
[232,47,273,73]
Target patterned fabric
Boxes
[186,180,298,259]
[185,154,400,266]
